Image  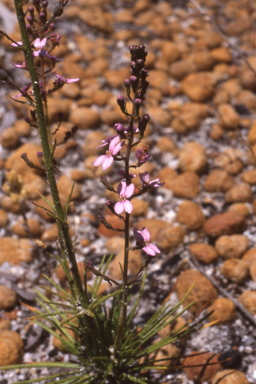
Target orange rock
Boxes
[0,237,34,265]
[155,224,185,251]
[204,212,246,238]
[69,107,100,129]
[220,259,249,284]
[212,369,249,384]
[0,127,19,149]
[172,172,200,199]
[0,330,24,366]
[218,104,240,130]
[0,285,17,310]
[204,169,235,192]
[208,298,237,324]
[189,243,218,264]
[215,235,249,259]
[179,142,207,174]
[183,352,222,383]
[176,201,205,231]
[181,72,217,102]
[175,269,218,313]
[239,291,256,315]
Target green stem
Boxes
[13,0,87,310]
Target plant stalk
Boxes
[13,0,87,310]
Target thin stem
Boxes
[13,0,87,310]
[40,56,52,152]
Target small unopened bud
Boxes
[39,11,46,23]
[124,78,130,88]
[27,14,34,25]
[28,6,34,13]
[97,214,114,230]
[134,98,142,114]
[26,24,32,33]
[0,69,9,81]
[50,23,55,30]
[42,0,48,8]
[117,95,126,114]
[114,123,125,135]
[130,76,138,92]
[36,151,44,167]
[21,153,35,168]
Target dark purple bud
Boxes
[117,95,126,114]
[143,114,150,123]
[114,123,125,135]
[137,59,144,69]
[36,151,44,167]
[24,116,31,124]
[97,214,114,230]
[0,69,9,81]
[28,6,34,13]
[39,11,46,22]
[130,76,138,92]
[50,23,55,30]
[26,24,32,33]
[20,153,35,168]
[42,0,48,7]
[124,78,130,88]
[27,14,34,24]
[141,69,148,82]
[134,98,142,113]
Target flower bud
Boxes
[39,11,46,23]
[36,151,44,167]
[50,23,55,30]
[124,78,130,88]
[27,14,34,25]
[28,6,34,13]
[130,76,138,92]
[117,95,126,114]
[42,0,48,8]
[20,153,35,168]
[114,123,125,135]
[134,98,142,114]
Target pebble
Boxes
[155,224,185,252]
[13,120,32,137]
[171,102,208,133]
[218,104,240,130]
[0,127,19,149]
[169,60,197,81]
[228,203,251,217]
[215,235,249,259]
[241,169,256,185]
[204,169,235,192]
[176,201,205,231]
[247,122,256,146]
[220,259,249,284]
[183,352,222,383]
[213,149,244,175]
[0,330,24,366]
[157,137,178,154]
[235,90,256,113]
[211,47,232,63]
[152,342,180,370]
[150,106,171,126]
[188,50,215,71]
[242,248,256,265]
[0,209,8,228]
[69,107,100,129]
[0,237,34,265]
[0,318,11,332]
[212,369,249,384]
[97,214,125,238]
[203,212,247,238]
[175,269,218,313]
[108,249,143,280]
[130,198,149,217]
[238,291,256,315]
[57,175,82,200]
[53,328,77,352]
[55,261,91,284]
[181,72,217,102]
[136,219,169,242]
[157,167,178,190]
[179,142,207,174]
[225,182,252,203]
[249,260,256,281]
[189,243,218,264]
[172,172,200,199]
[4,143,42,174]
[160,41,180,64]
[0,285,17,310]
[12,218,42,238]
[208,297,237,324]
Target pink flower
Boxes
[133,227,161,256]
[139,171,165,188]
[114,181,134,214]
[53,73,79,84]
[136,146,150,164]
[11,41,23,47]
[93,136,124,170]
[33,38,58,60]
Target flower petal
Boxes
[123,199,133,214]
[118,181,127,196]
[102,156,113,170]
[141,227,150,242]
[142,245,156,256]
[112,141,124,155]
[125,183,135,198]
[109,135,120,151]
[114,201,124,214]
[93,155,105,167]
[148,243,161,254]
[133,228,144,243]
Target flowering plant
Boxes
[0,1,210,383]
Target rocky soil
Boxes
[0,0,256,383]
